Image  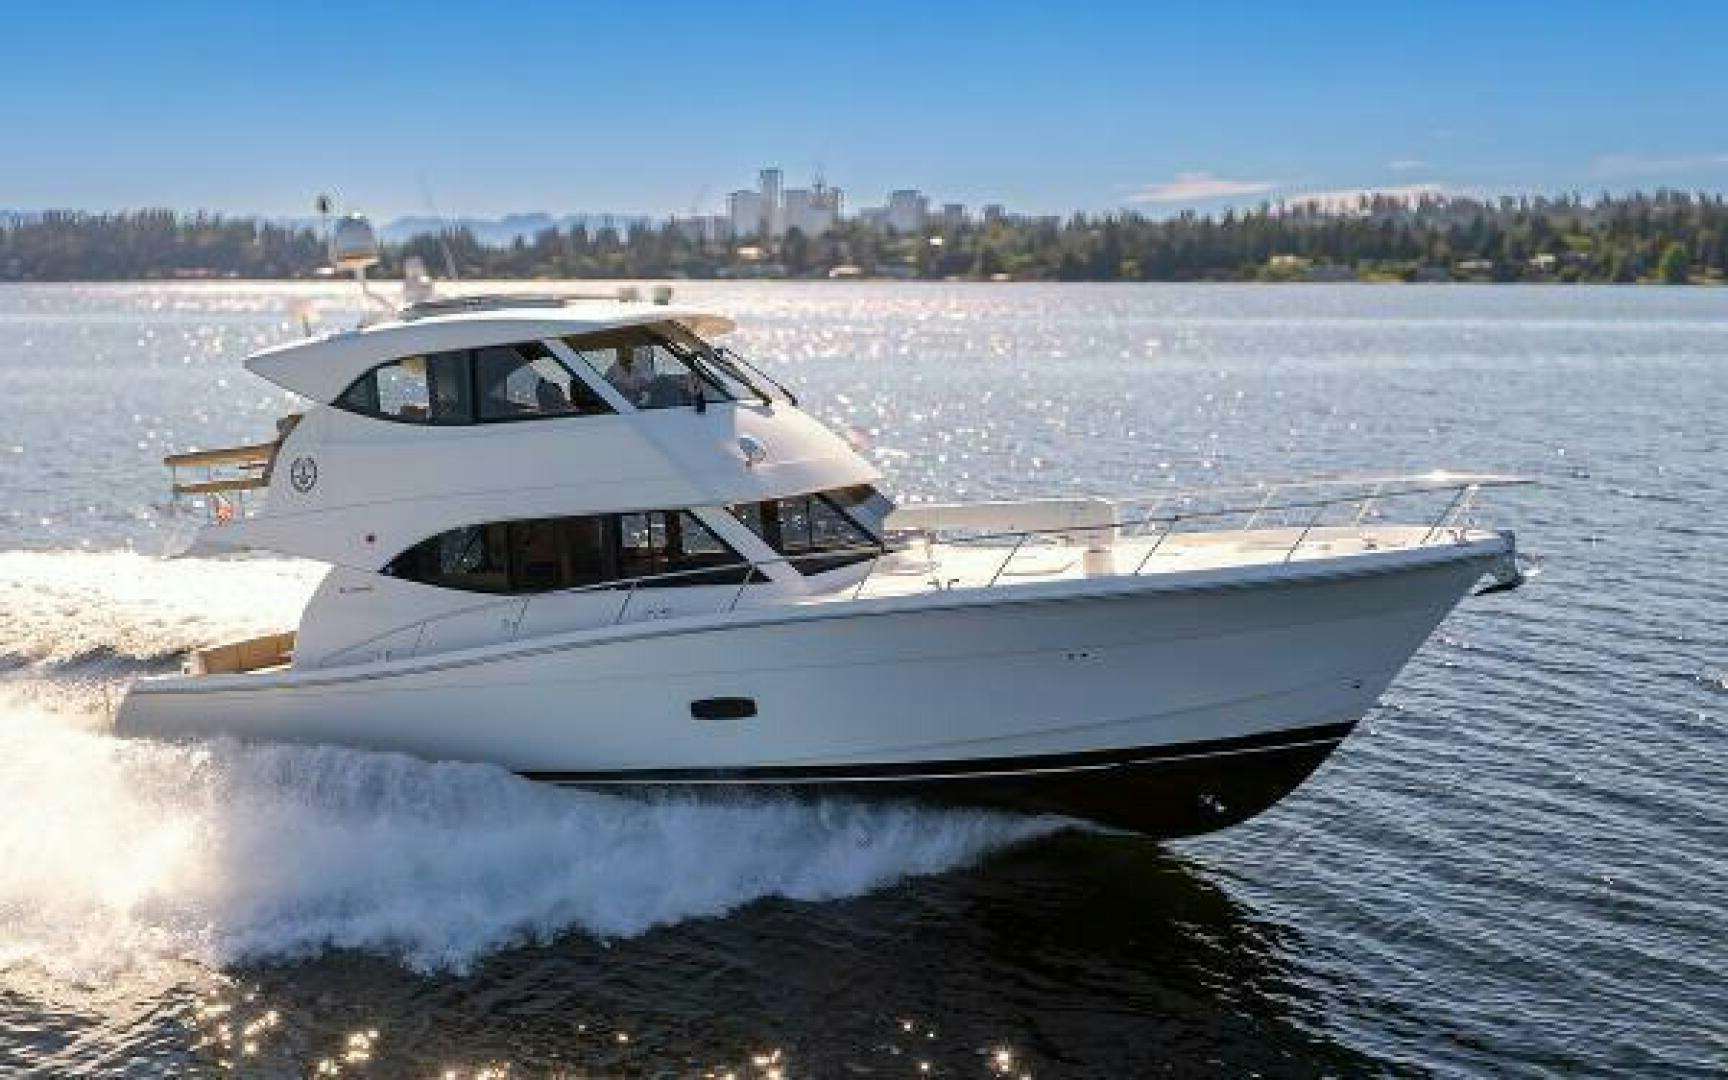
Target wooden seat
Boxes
[188,632,296,675]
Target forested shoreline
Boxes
[4,191,1726,283]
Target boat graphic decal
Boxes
[289,456,318,493]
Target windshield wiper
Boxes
[717,347,798,406]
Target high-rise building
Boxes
[759,168,784,238]
[727,189,765,238]
[982,203,1006,224]
[886,189,928,233]
[940,203,967,227]
[813,179,842,232]
[782,188,816,236]
[783,182,842,237]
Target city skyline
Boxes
[4,3,1728,219]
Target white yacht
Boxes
[117,238,1531,838]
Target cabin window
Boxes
[562,327,732,410]
[475,342,612,420]
[384,509,745,593]
[336,343,613,424]
[384,522,514,592]
[727,489,881,574]
[825,484,894,536]
[508,516,609,592]
[339,350,474,424]
[618,510,747,587]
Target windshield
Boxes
[656,324,773,403]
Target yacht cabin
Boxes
[177,299,895,670]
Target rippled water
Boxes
[1,282,1724,1077]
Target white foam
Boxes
[0,551,323,664]
[0,688,1062,979]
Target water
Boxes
[1,282,1724,1076]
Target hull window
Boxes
[728,489,882,575]
[384,510,746,594]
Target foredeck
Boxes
[827,524,1486,605]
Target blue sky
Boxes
[4,1,1728,218]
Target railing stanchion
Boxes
[1352,481,1384,525]
[729,565,757,612]
[1420,484,1474,546]
[1450,484,1480,539]
[616,578,640,624]
[1284,504,1327,563]
[987,533,1028,588]
[853,551,884,600]
[1134,515,1178,574]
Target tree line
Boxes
[4,191,1726,283]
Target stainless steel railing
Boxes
[316,472,1530,668]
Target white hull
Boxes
[118,539,1505,836]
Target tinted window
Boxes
[563,328,731,410]
[619,510,749,587]
[508,516,608,592]
[384,522,512,592]
[385,510,743,593]
[336,343,612,424]
[475,342,612,421]
[727,490,880,574]
[339,351,472,424]
[825,484,893,536]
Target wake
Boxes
[0,686,1061,980]
[0,550,323,665]
[0,550,1063,979]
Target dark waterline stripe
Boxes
[518,720,1357,785]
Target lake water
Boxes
[0,282,1723,1077]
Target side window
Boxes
[337,351,472,424]
[475,343,612,421]
[617,510,746,587]
[825,484,892,538]
[564,330,730,410]
[385,510,742,593]
[779,494,875,553]
[385,523,511,592]
[726,492,878,574]
[508,516,608,592]
[375,358,429,419]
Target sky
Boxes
[4,1,1728,220]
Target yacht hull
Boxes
[117,543,1502,838]
[527,720,1354,837]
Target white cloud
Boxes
[1590,152,1728,178]
[1129,172,1277,203]
[1387,159,1428,172]
[1275,183,1449,213]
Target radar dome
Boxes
[329,214,380,272]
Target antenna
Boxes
[417,173,460,281]
[314,192,333,256]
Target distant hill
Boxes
[2,192,1725,283]
[380,213,654,246]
